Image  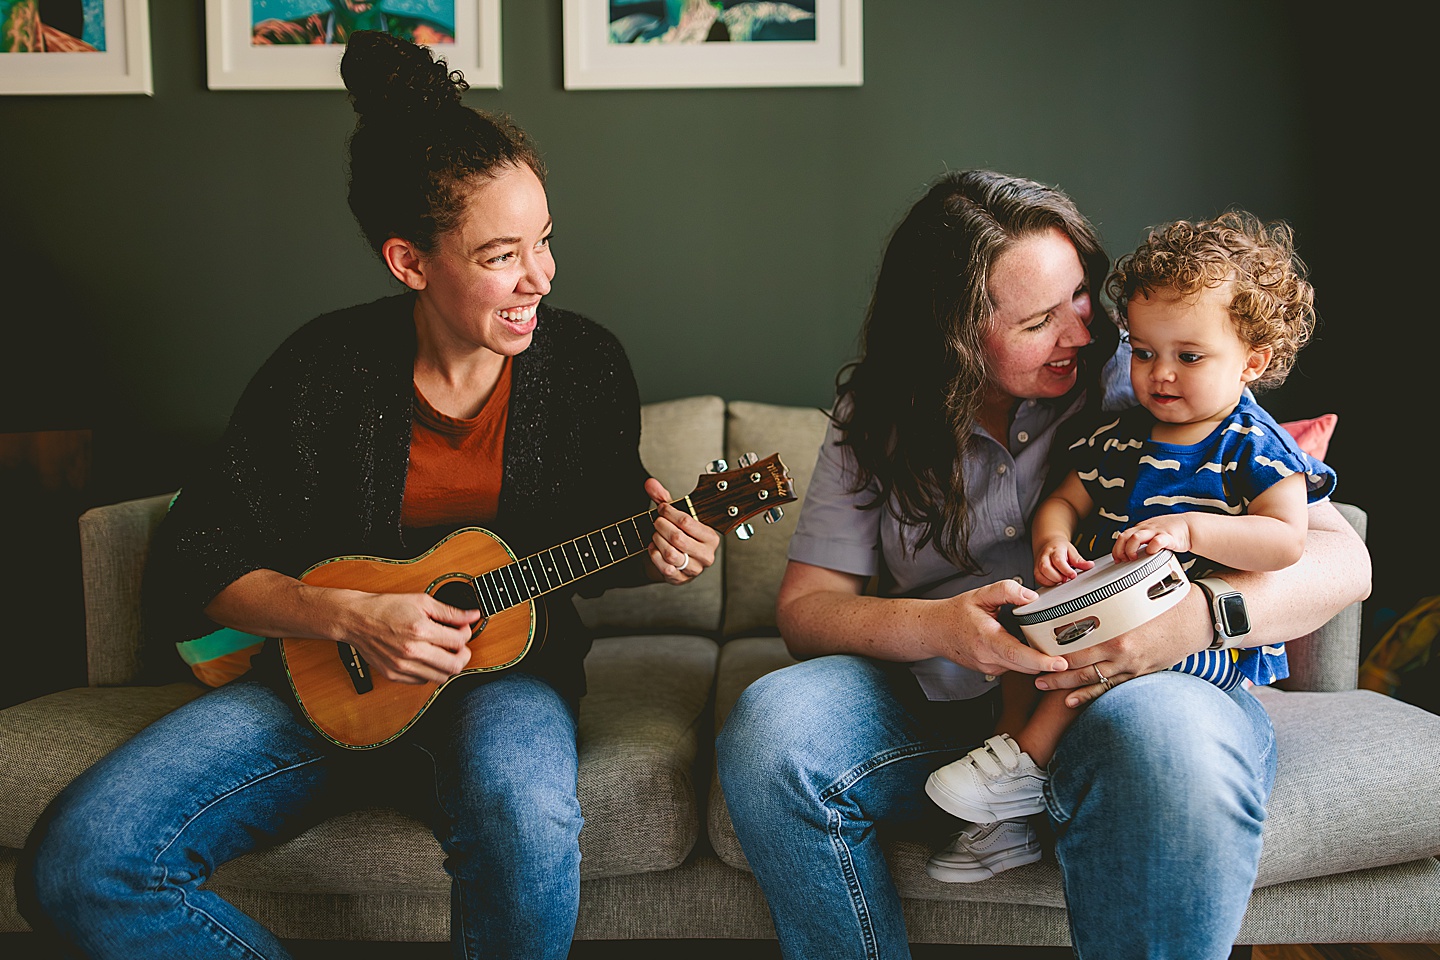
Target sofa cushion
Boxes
[722,400,832,637]
[216,635,719,892]
[1251,685,1440,886]
[574,396,726,634]
[0,683,206,848]
[2,635,715,890]
[707,636,1440,904]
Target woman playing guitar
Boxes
[22,30,719,960]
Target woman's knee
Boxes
[716,658,852,783]
[22,794,141,928]
[1048,673,1271,823]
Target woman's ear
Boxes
[382,238,426,291]
[1241,345,1273,383]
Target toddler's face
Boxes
[1125,283,1269,433]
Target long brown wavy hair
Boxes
[834,170,1115,573]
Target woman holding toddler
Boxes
[715,169,1369,959]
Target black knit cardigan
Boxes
[142,294,652,702]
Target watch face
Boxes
[1218,593,1250,637]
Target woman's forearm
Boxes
[1223,501,1371,649]
[775,562,930,661]
[775,561,1063,676]
[203,569,354,642]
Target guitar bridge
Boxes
[337,642,373,695]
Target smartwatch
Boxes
[1195,577,1250,650]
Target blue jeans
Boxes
[716,656,1276,960]
[20,673,583,960]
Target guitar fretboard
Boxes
[470,506,667,616]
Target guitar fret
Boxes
[540,548,562,589]
[598,525,617,564]
[468,577,491,618]
[502,564,525,603]
[581,533,602,571]
[477,574,501,614]
[490,570,511,610]
[519,558,543,597]
[558,542,577,582]
[560,540,584,578]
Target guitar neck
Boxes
[469,502,676,616]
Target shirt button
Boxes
[1005,526,1018,538]
[1017,431,1030,443]
[997,464,1008,476]
[984,674,997,683]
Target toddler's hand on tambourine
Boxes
[1112,515,1192,562]
[1034,538,1093,586]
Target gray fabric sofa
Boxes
[2,394,1438,949]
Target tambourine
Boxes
[1013,549,1190,656]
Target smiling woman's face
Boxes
[411,164,557,361]
[982,227,1095,405]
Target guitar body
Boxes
[277,453,796,751]
[280,527,538,750]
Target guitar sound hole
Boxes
[434,580,482,613]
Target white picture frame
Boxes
[563,0,861,90]
[205,1,502,91]
[0,0,153,96]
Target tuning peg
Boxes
[734,523,755,540]
[737,452,759,468]
[763,507,785,524]
[706,459,729,474]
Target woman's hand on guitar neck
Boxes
[644,477,720,585]
[334,590,481,685]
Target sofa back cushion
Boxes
[721,400,832,637]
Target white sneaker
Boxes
[925,818,1042,883]
[924,734,1048,823]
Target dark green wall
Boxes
[1,3,1431,691]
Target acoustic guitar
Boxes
[281,453,795,749]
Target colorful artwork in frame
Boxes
[0,0,152,95]
[205,0,501,91]
[563,0,862,90]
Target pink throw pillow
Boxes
[1280,413,1337,461]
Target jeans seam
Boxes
[169,875,273,960]
[150,753,328,870]
[826,805,879,960]
[818,739,955,959]
[817,740,952,802]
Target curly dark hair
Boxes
[835,170,1116,572]
[340,30,545,257]
[1106,211,1316,391]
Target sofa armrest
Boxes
[1275,501,1367,693]
[78,493,174,686]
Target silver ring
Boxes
[676,553,690,573]
[1094,665,1112,691]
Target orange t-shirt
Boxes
[401,359,512,529]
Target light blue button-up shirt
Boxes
[788,390,1089,700]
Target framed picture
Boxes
[0,0,152,96]
[206,1,502,91]
[563,0,861,90]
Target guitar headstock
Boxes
[685,453,796,538]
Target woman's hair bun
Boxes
[341,30,468,121]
